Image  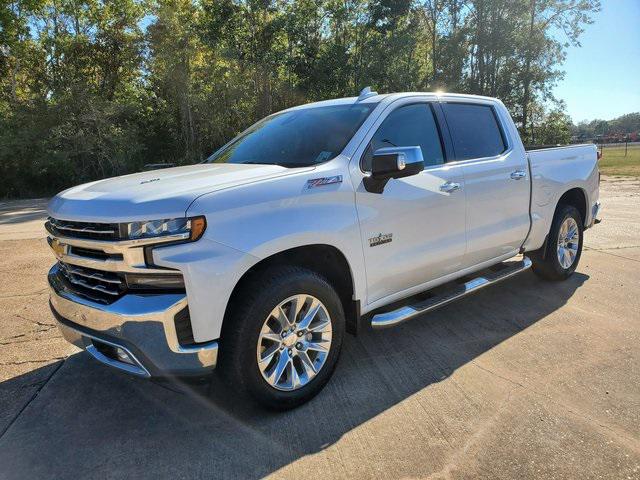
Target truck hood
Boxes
[48,163,310,222]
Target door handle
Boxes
[439,181,461,193]
[510,170,527,180]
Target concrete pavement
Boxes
[0,177,638,479]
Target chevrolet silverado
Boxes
[46,89,601,409]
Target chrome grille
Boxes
[47,217,122,241]
[46,216,186,304]
[58,262,125,303]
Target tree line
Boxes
[1,0,600,198]
[573,113,640,142]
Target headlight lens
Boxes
[124,216,206,241]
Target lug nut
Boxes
[295,342,303,349]
[297,331,304,337]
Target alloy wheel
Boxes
[256,294,332,391]
[557,217,580,269]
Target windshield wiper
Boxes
[240,161,310,168]
[276,162,311,168]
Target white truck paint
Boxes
[46,91,600,406]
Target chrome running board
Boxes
[370,257,532,329]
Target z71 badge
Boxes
[305,175,343,189]
[369,233,393,247]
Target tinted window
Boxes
[206,103,376,168]
[361,103,444,171]
[442,103,506,160]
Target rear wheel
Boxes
[219,266,345,410]
[530,204,583,281]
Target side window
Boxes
[441,103,507,160]
[361,103,444,171]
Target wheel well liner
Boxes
[224,245,360,335]
[557,188,587,225]
[537,187,588,260]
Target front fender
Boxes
[175,162,366,341]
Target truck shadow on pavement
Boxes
[0,271,588,479]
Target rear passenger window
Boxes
[442,103,507,160]
[361,103,444,171]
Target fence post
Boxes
[625,136,628,157]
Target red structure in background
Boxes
[594,132,639,144]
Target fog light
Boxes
[116,347,134,365]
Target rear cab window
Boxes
[441,103,507,161]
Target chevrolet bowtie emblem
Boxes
[50,238,66,258]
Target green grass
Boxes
[598,144,640,177]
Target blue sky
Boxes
[553,0,640,122]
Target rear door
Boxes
[353,100,467,306]
[441,101,530,267]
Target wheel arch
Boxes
[556,187,588,226]
[532,186,588,260]
[222,244,361,336]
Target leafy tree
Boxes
[0,0,603,198]
[527,107,572,145]
[572,113,640,141]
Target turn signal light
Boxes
[190,216,207,241]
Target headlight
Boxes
[124,216,206,242]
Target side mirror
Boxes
[363,146,424,194]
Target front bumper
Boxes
[48,264,218,377]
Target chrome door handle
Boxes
[439,181,461,193]
[510,170,527,180]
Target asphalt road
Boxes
[0,178,638,479]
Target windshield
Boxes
[206,103,377,167]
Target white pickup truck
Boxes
[46,89,600,409]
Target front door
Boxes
[353,101,467,306]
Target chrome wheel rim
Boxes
[256,294,332,391]
[557,217,579,269]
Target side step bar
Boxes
[370,257,532,329]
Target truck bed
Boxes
[523,144,599,253]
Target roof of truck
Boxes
[284,91,500,113]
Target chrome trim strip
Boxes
[60,273,121,296]
[46,227,190,249]
[56,252,152,274]
[83,333,150,377]
[55,225,116,235]
[46,231,185,274]
[371,257,532,329]
[62,265,122,284]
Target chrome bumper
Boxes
[589,201,602,228]
[48,264,218,377]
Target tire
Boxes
[218,266,345,410]
[530,204,584,281]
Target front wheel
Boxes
[530,204,584,281]
[218,266,345,410]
